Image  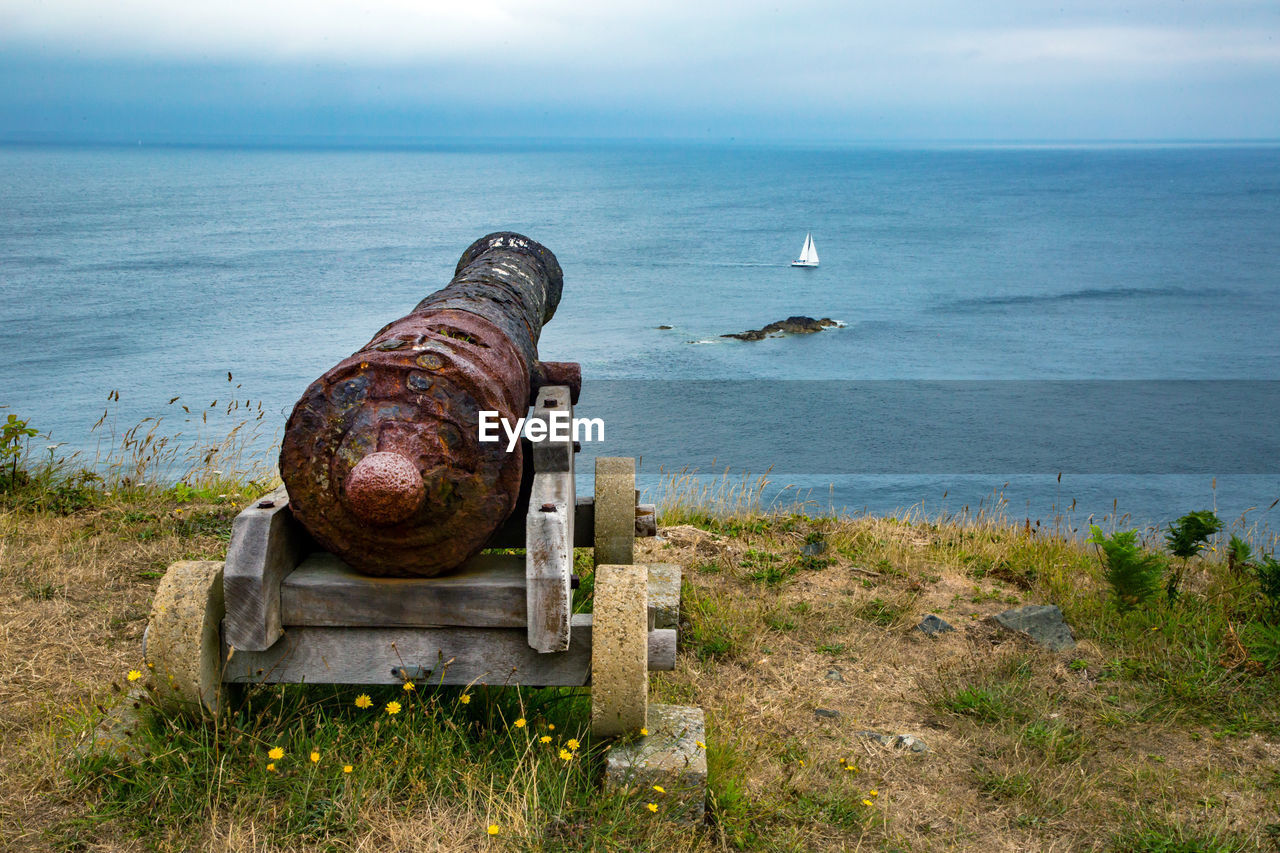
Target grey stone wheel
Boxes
[590,562,649,737]
[593,457,635,567]
[145,560,228,715]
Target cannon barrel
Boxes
[279,232,578,577]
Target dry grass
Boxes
[0,491,256,851]
[1,475,1278,850]
[639,512,1280,851]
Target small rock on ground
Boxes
[857,731,929,752]
[802,538,828,556]
[895,734,929,753]
[815,708,841,719]
[917,614,954,637]
[993,604,1076,651]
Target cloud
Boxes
[1,0,1277,140]
[929,26,1280,70]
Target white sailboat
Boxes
[792,233,819,267]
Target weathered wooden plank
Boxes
[280,552,526,628]
[278,554,681,635]
[526,385,574,653]
[222,614,676,686]
[223,485,309,652]
[573,496,594,547]
[647,626,677,671]
[529,385,573,473]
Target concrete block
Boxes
[604,704,707,824]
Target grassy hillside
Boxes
[1,458,1278,851]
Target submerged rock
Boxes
[722,316,840,341]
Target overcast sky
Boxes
[2,0,1278,142]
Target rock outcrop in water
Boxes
[721,316,840,341]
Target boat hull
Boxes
[791,261,819,267]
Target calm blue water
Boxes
[3,143,1279,534]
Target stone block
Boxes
[604,704,707,823]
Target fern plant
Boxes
[1166,510,1223,558]
[1254,552,1280,624]
[1088,525,1166,612]
[1164,510,1222,600]
[1227,534,1254,576]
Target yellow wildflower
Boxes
[862,799,873,807]
[386,700,402,715]
[547,723,554,730]
[566,738,580,751]
[487,824,500,836]
[559,749,573,761]
[310,751,320,763]
[652,785,666,794]
[343,765,353,773]
[460,694,471,705]
[355,694,373,709]
[126,670,142,682]
[266,762,276,772]
[403,681,415,692]
[639,728,649,736]
[646,803,658,813]
[514,718,526,728]
[268,747,284,760]
[540,735,552,744]
[870,790,878,797]
[799,760,806,767]
[696,740,705,749]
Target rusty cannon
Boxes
[143,232,703,758]
[279,232,581,577]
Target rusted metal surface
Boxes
[280,233,571,577]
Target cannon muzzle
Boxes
[280,232,576,577]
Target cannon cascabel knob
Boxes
[342,452,426,526]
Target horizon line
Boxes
[4,133,1280,152]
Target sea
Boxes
[3,142,1278,539]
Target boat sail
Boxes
[792,233,819,267]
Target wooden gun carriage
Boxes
[145,234,679,738]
